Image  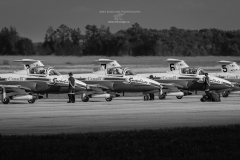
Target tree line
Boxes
[0,23,240,56]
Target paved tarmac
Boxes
[0,95,240,135]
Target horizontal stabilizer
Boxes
[218,60,234,64]
[87,84,110,90]
[14,59,45,63]
[165,58,184,62]
[94,59,115,63]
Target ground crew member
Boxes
[204,73,211,97]
[149,75,155,100]
[68,72,76,103]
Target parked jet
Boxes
[168,59,240,97]
[0,61,87,104]
[138,58,235,101]
[17,59,166,102]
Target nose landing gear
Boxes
[222,91,229,98]
[81,96,90,102]
[105,97,112,102]
[158,93,166,100]
[2,97,10,104]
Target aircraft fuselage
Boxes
[139,73,233,92]
[74,73,161,93]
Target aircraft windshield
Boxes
[106,67,136,76]
[181,68,198,74]
[29,67,61,76]
[107,68,123,75]
[124,68,135,76]
[30,67,47,75]
[181,68,207,75]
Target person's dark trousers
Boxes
[71,94,75,103]
[67,94,72,103]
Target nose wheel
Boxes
[105,97,112,102]
[28,99,36,104]
[2,97,10,104]
[159,93,166,100]
[222,91,229,97]
[81,96,89,102]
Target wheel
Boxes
[2,97,10,104]
[222,92,229,98]
[143,95,149,101]
[28,99,36,104]
[158,94,166,100]
[176,96,183,99]
[82,96,89,102]
[105,97,112,102]
[200,97,207,102]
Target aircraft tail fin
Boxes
[165,58,189,71]
[93,59,121,73]
[14,59,45,69]
[218,60,239,73]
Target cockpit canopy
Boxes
[180,67,206,75]
[106,67,135,76]
[28,66,61,76]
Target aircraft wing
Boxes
[0,85,31,94]
[87,84,110,91]
[161,83,184,89]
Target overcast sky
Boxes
[1,0,240,42]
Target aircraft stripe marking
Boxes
[25,78,50,81]
[178,77,199,80]
[76,78,125,81]
[104,78,125,81]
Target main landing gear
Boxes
[143,93,155,101]
[81,95,113,102]
[222,91,229,98]
[1,86,36,104]
[176,96,183,99]
[1,96,36,105]
[158,93,166,100]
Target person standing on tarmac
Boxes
[67,72,76,103]
[203,73,211,97]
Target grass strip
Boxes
[1,124,240,160]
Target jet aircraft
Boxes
[0,60,87,104]
[84,59,193,100]
[168,59,240,97]
[18,59,166,102]
[138,58,235,101]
